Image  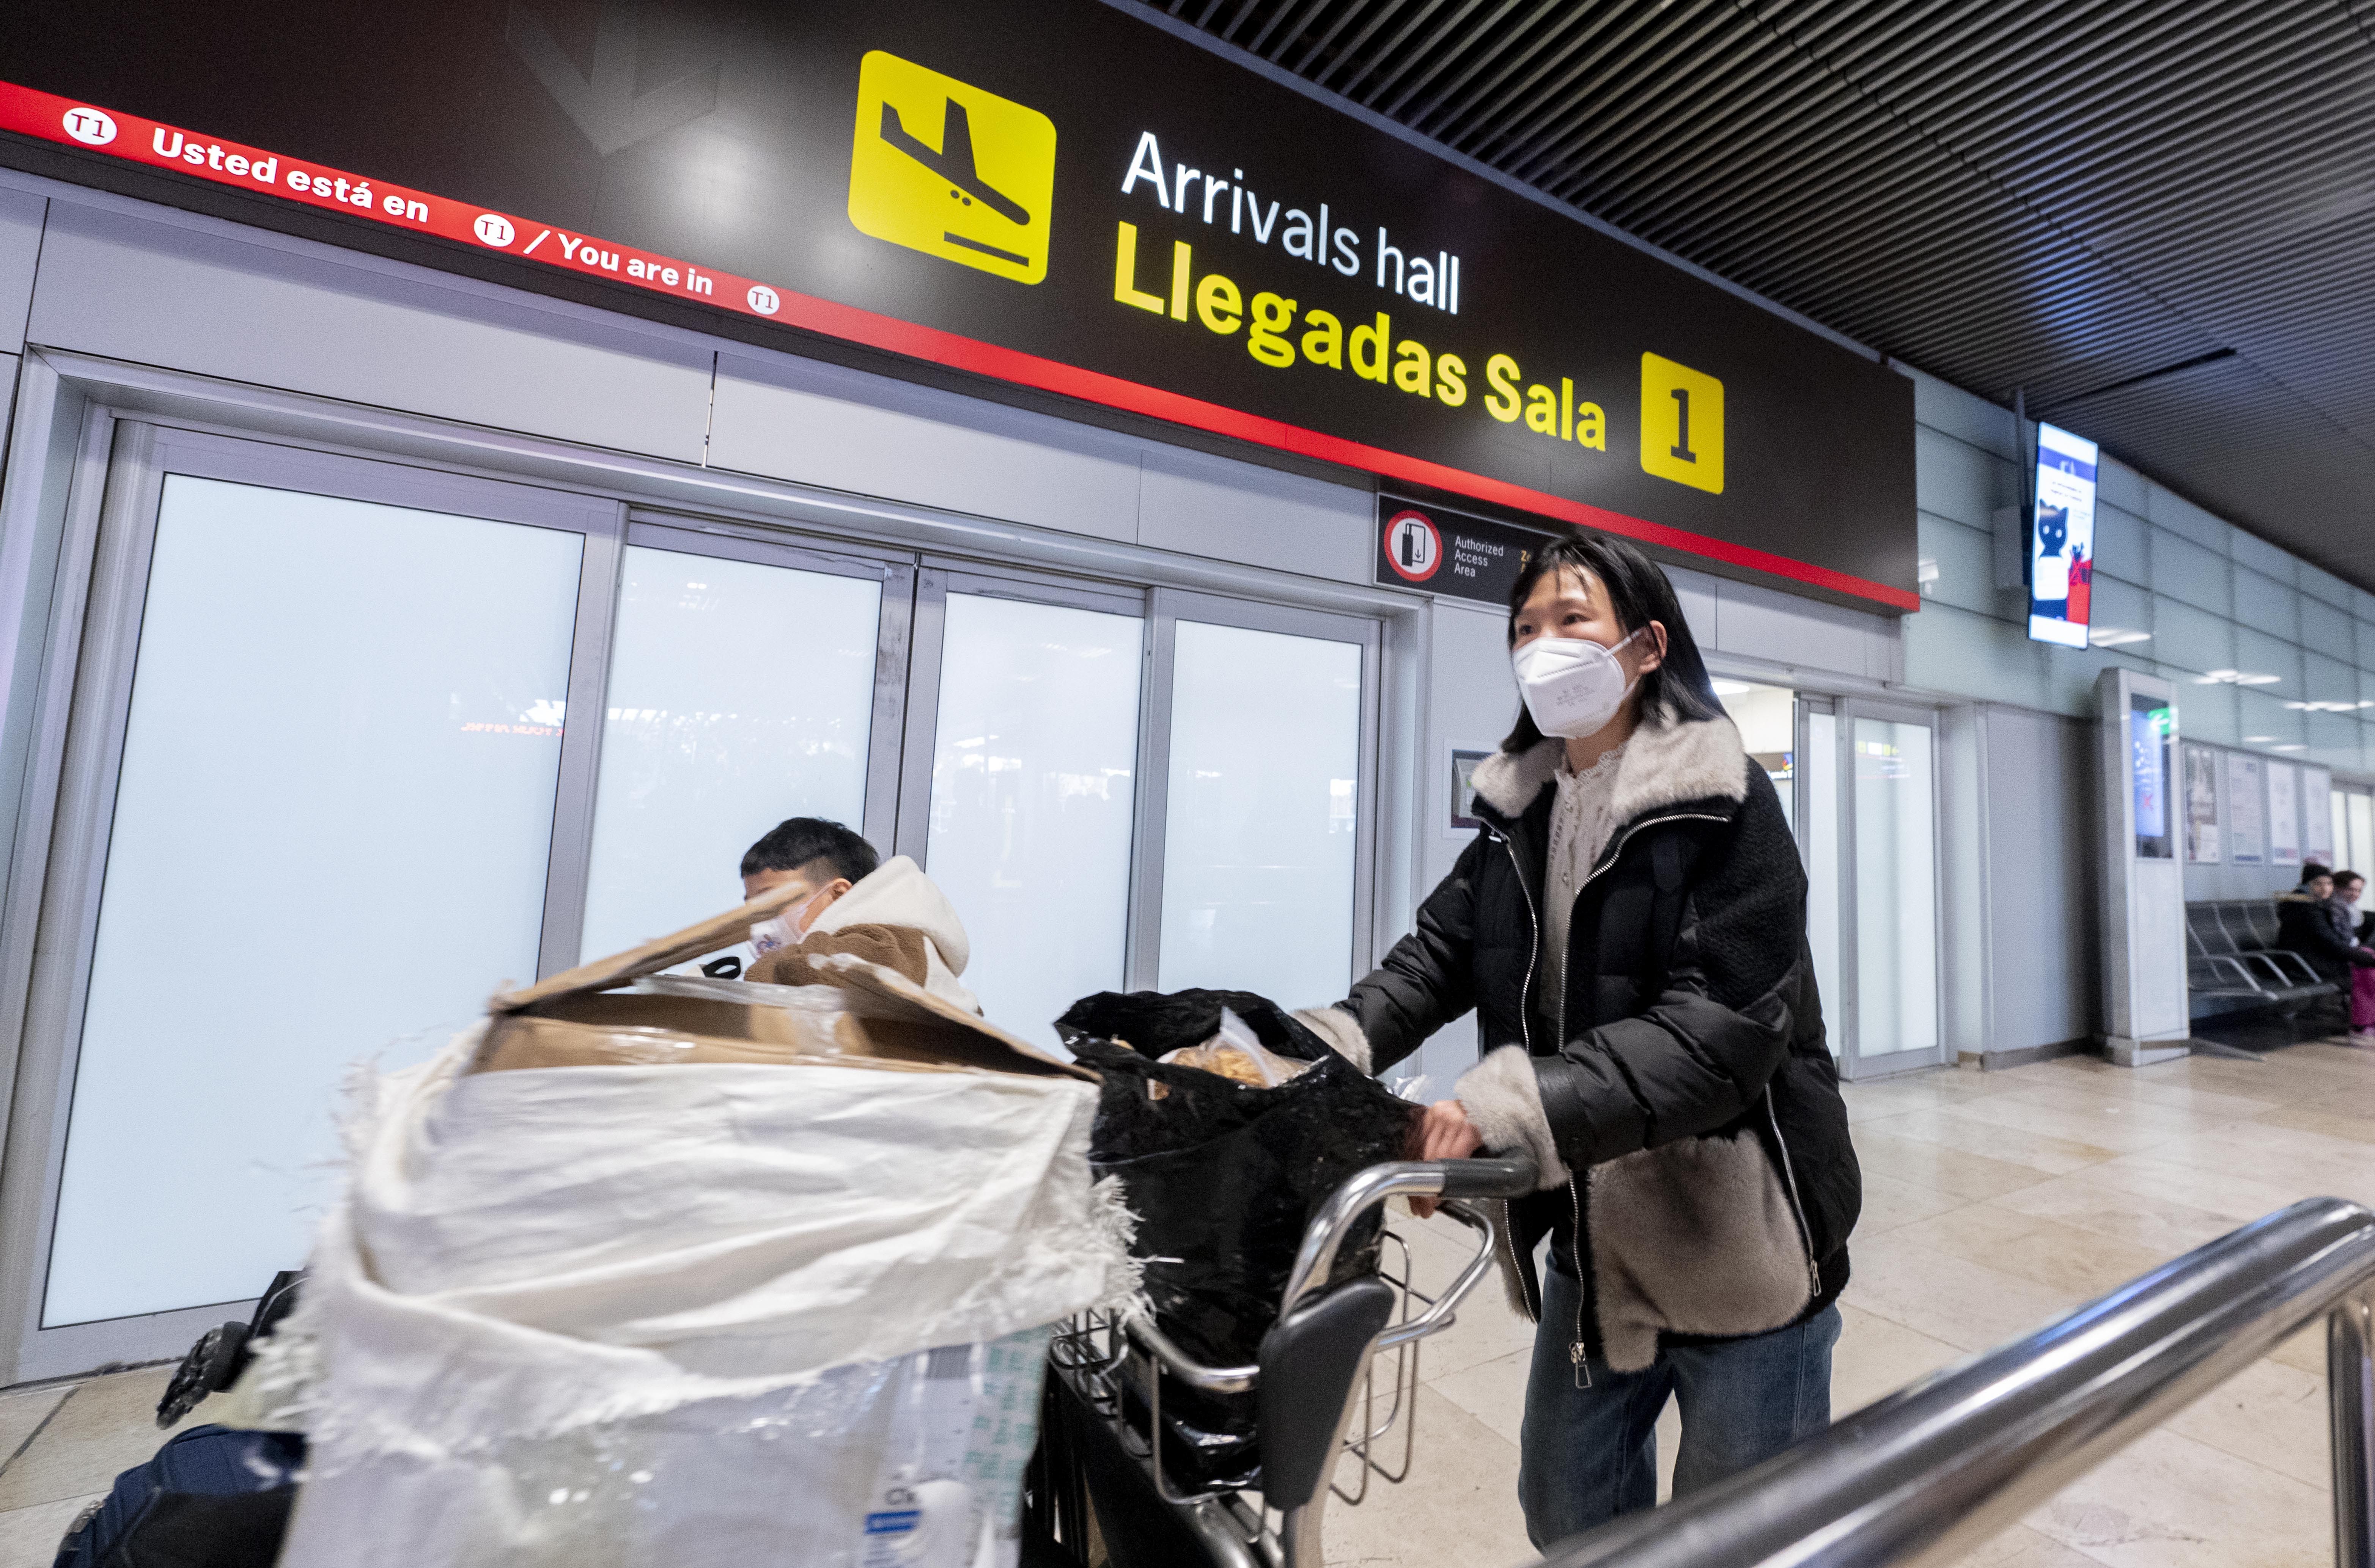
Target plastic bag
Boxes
[1057,990,1419,1490]
[1155,1006,1313,1089]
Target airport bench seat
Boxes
[2186,899,2338,1020]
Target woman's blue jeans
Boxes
[1516,1263,1840,1551]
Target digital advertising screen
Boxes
[2129,694,2173,859]
[2029,423,2099,648]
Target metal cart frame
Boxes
[1038,1155,1537,1568]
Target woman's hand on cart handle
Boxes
[1409,1100,1484,1216]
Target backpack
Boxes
[52,1424,305,1568]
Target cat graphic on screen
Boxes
[2033,503,2071,617]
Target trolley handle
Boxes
[1279,1154,1536,1316]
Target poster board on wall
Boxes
[2266,762,2300,867]
[2304,765,2334,866]
[2226,751,2265,865]
[2183,744,2221,864]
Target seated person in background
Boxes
[738,816,980,1012]
[2276,869,2373,984]
[2328,872,2375,1039]
[2336,870,2375,947]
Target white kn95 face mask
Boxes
[1512,627,1645,739]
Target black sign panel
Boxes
[0,0,1917,609]
[1376,498,1549,609]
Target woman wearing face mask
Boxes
[1296,534,1858,1548]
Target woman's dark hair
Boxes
[1500,533,1722,753]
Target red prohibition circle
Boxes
[1383,509,1443,582]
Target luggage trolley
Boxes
[1032,1154,1538,1568]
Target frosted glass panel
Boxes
[49,475,582,1325]
[1853,718,1939,1057]
[1717,680,1796,834]
[1159,621,1363,1003]
[581,547,881,962]
[1804,711,1842,1058]
[926,594,1141,1045]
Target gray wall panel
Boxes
[1981,706,2098,1051]
[1914,424,2001,530]
[1136,445,1368,584]
[26,202,712,463]
[1713,575,1899,682]
[0,192,41,354]
[2091,501,2150,589]
[708,351,1140,545]
[1411,600,1513,1095]
[1667,565,1720,651]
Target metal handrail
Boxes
[1538,1196,2375,1568]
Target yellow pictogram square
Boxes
[1639,353,1725,494]
[848,51,1056,284]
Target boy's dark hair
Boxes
[1501,533,1722,753]
[739,818,879,886]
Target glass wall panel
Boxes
[580,546,881,963]
[1853,717,1939,1057]
[1716,679,1796,834]
[2351,791,2375,882]
[48,476,583,1325]
[1159,620,1363,1003]
[926,593,1142,1045]
[1804,710,1842,1057]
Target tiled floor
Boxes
[0,1042,2365,1567]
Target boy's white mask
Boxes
[749,888,831,958]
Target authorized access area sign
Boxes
[1377,499,1550,609]
[0,0,1916,610]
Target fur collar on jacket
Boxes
[1468,707,1750,827]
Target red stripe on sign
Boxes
[0,80,1919,612]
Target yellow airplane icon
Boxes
[848,52,1056,283]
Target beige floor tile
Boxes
[1991,1177,2244,1258]
[2249,1101,2375,1146]
[1832,1300,1964,1417]
[2156,1123,2375,1207]
[2268,1325,2327,1376]
[1840,1072,2021,1125]
[1415,1280,1541,1382]
[1850,1128,2058,1200]
[1853,1108,2122,1177]
[1320,1387,1531,1568]
[0,1387,71,1474]
[1998,1058,2284,1120]
[1929,1091,2202,1155]
[1840,1231,2088,1353]
[2064,1153,2318,1227]
[2163,1356,2329,1490]
[1994,1078,2277,1130]
[1952,1521,2123,1568]
[1425,1346,1529,1447]
[0,1493,102,1568]
[0,1368,181,1513]
[2023,1426,2329,1568]
[1854,1172,1972,1235]
[1893,1205,2173,1300]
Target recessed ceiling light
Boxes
[2089,627,2152,647]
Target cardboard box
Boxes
[475,883,1092,1082]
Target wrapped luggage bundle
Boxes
[278,870,1134,1568]
[1057,991,1420,1491]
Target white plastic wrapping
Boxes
[279,1023,1128,1567]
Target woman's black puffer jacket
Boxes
[1327,709,1859,1373]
